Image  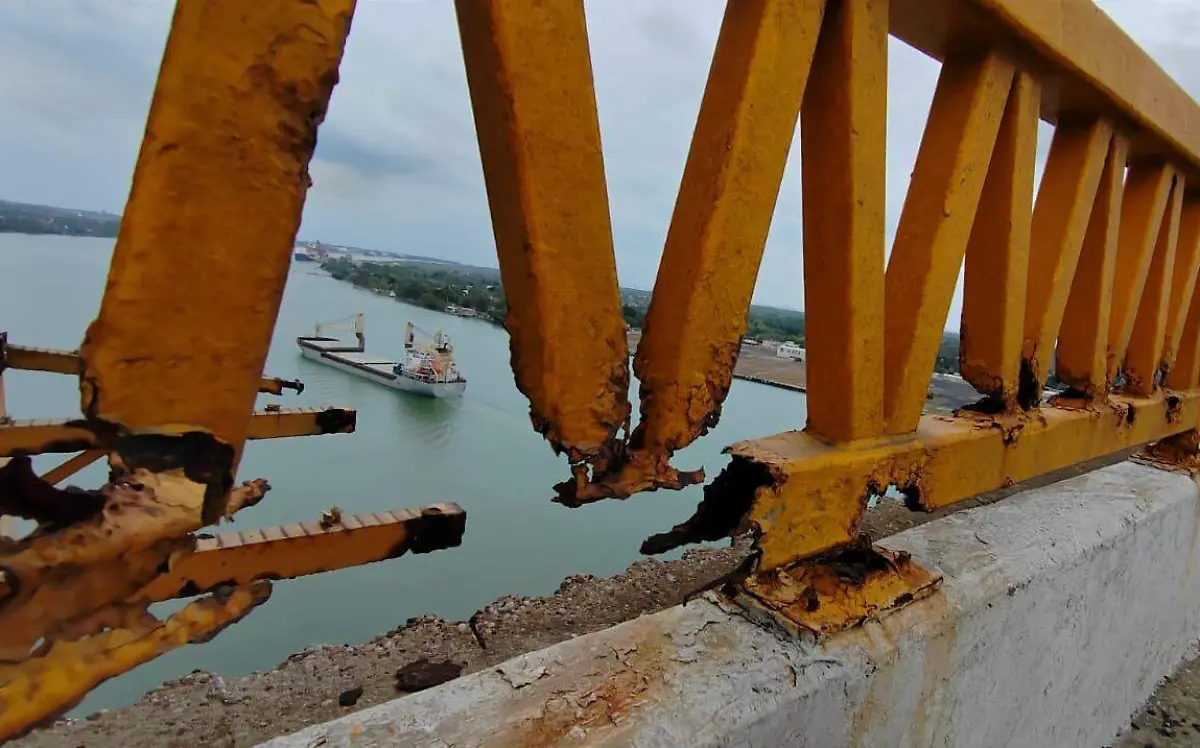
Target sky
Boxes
[0,0,1197,317]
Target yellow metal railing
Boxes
[459,0,1200,573]
[4,0,1200,738]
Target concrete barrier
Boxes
[261,460,1200,747]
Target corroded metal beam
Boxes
[883,51,1014,434]
[626,0,824,494]
[40,450,106,486]
[0,343,304,397]
[646,390,1199,572]
[958,71,1038,409]
[1022,119,1112,393]
[0,583,271,742]
[1106,162,1175,384]
[0,407,356,457]
[1055,136,1128,398]
[258,376,305,396]
[2,345,78,375]
[1162,196,1200,379]
[78,0,354,526]
[454,0,631,493]
[136,503,466,603]
[1125,176,1185,395]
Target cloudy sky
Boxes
[0,1,1197,316]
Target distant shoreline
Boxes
[0,199,120,239]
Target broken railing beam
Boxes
[0,583,271,743]
[0,344,305,398]
[77,0,355,527]
[39,450,106,486]
[0,470,269,664]
[244,407,356,439]
[646,390,1200,571]
[624,0,824,498]
[136,503,466,603]
[1,345,78,375]
[455,0,631,490]
[0,407,357,457]
[258,377,305,396]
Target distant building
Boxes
[776,341,805,361]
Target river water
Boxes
[0,233,807,712]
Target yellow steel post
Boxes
[800,0,886,442]
[1125,176,1185,394]
[78,0,355,523]
[453,0,630,491]
[1056,135,1128,397]
[1107,162,1175,382]
[1168,200,1200,388]
[1022,119,1112,392]
[628,0,825,488]
[959,71,1039,408]
[884,52,1014,434]
[1162,196,1200,378]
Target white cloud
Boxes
[1,0,1197,322]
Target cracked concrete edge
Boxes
[259,460,1200,748]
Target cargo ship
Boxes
[296,314,467,398]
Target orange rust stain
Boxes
[499,638,668,748]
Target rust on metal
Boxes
[647,390,1200,571]
[135,503,466,603]
[1172,221,1200,391]
[1022,118,1112,395]
[1,344,79,376]
[1163,195,1200,379]
[958,70,1038,409]
[77,0,355,520]
[555,0,829,504]
[1055,135,1129,398]
[1107,161,1175,383]
[1124,174,1185,395]
[0,582,271,742]
[454,0,631,498]
[258,377,305,396]
[884,51,1014,434]
[1139,429,1200,471]
[0,456,106,527]
[734,540,942,638]
[0,406,357,457]
[0,467,269,661]
[1,341,305,398]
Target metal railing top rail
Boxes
[892,0,1200,176]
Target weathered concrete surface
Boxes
[261,461,1200,748]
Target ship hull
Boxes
[297,341,466,398]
